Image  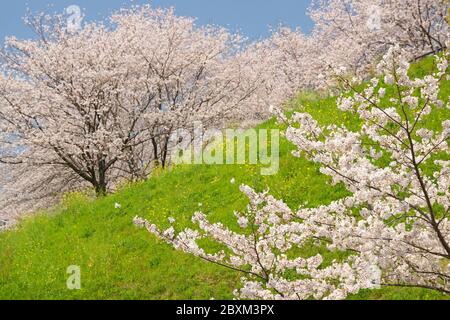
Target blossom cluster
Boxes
[0,5,282,218]
[1,1,448,221]
[136,48,450,299]
[267,0,449,94]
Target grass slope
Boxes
[0,57,448,300]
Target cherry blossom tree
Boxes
[265,27,325,93]
[135,47,449,300]
[309,0,449,74]
[259,0,449,99]
[0,5,273,217]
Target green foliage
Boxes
[0,57,448,300]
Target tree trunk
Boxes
[151,137,159,167]
[95,159,108,197]
[95,183,107,197]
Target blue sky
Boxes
[0,0,313,43]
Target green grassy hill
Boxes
[0,57,448,300]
